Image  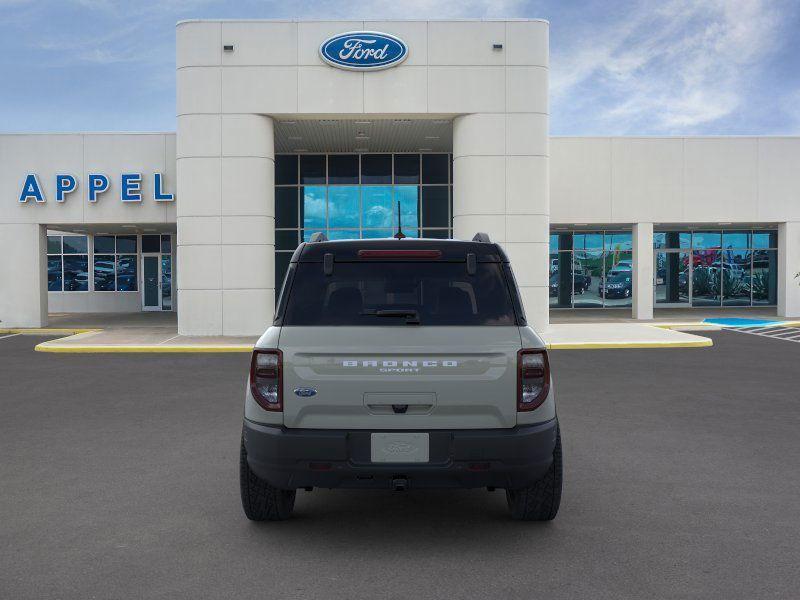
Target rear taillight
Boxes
[517,349,550,411]
[250,349,282,411]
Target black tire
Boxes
[506,426,562,521]
[239,437,296,521]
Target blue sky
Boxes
[1,0,798,135]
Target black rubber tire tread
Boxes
[506,426,563,521]
[239,437,296,521]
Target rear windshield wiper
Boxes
[360,309,421,325]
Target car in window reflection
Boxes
[608,262,632,277]
[598,273,632,298]
[548,269,591,296]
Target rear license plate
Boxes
[371,433,429,463]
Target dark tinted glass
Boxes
[275,230,298,251]
[63,255,88,291]
[421,154,448,184]
[275,155,298,185]
[283,262,517,326]
[94,255,116,291]
[47,256,62,291]
[161,235,172,253]
[394,154,420,184]
[421,186,449,228]
[141,234,160,253]
[361,154,392,184]
[328,155,359,184]
[62,235,87,254]
[117,255,137,291]
[94,235,115,253]
[116,235,137,253]
[275,187,299,228]
[300,155,326,184]
[47,235,61,254]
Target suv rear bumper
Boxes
[242,418,558,490]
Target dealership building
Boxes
[1,19,799,335]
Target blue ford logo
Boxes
[294,387,317,397]
[319,31,408,71]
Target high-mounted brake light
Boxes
[517,349,550,411]
[250,349,282,411]
[357,249,442,259]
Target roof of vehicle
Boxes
[292,237,510,263]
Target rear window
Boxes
[281,262,519,326]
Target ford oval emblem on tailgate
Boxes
[294,387,317,397]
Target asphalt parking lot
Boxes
[2,331,799,599]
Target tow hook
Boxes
[391,477,409,491]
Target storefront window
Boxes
[93,235,138,292]
[549,231,632,309]
[654,229,777,307]
[47,235,88,292]
[275,153,453,288]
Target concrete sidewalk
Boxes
[2,312,715,352]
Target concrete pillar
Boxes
[0,224,47,327]
[453,113,550,332]
[778,221,800,318]
[632,222,654,320]
[177,114,275,336]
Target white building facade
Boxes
[1,19,798,333]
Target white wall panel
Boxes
[550,138,612,224]
[610,138,683,223]
[221,21,298,66]
[221,67,298,114]
[428,67,506,114]
[683,138,758,222]
[176,67,221,115]
[177,21,221,68]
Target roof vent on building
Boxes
[472,232,492,243]
[308,232,328,243]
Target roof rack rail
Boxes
[472,232,491,243]
[308,232,328,243]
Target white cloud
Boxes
[551,0,791,133]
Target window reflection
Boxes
[752,249,777,305]
[653,229,777,307]
[362,186,393,228]
[302,186,326,230]
[573,251,602,307]
[655,251,690,305]
[327,186,359,228]
[276,153,453,289]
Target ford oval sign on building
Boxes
[319,31,408,71]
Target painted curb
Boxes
[35,344,253,353]
[0,328,100,335]
[547,339,713,350]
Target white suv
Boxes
[240,234,562,521]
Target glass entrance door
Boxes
[142,255,161,311]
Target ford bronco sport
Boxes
[240,234,562,521]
